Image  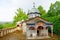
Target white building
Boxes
[17,2,53,39]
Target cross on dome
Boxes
[33,2,35,8]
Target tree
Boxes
[47,1,60,17]
[46,1,60,35]
[53,16,60,35]
[13,8,28,23]
[38,6,46,17]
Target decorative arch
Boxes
[29,27,35,30]
[37,26,43,30]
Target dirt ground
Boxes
[0,30,60,40]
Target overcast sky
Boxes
[0,0,60,22]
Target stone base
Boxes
[27,36,50,39]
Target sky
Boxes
[0,0,60,22]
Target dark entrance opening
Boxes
[37,30,39,36]
[37,26,42,36]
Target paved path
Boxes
[0,30,26,40]
[0,30,60,40]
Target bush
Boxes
[0,24,3,29]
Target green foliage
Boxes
[47,1,60,36]
[47,1,60,17]
[53,16,60,35]
[3,22,16,28]
[0,24,3,29]
[0,8,28,29]
[13,8,28,23]
[38,6,46,17]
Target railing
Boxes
[0,27,20,37]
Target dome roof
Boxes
[27,2,40,18]
[28,2,40,13]
[29,7,40,13]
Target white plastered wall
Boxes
[22,22,26,34]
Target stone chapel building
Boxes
[17,3,53,39]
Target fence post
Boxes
[4,30,6,35]
[1,31,3,37]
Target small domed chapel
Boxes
[17,2,53,39]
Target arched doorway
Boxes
[37,26,43,36]
[29,27,35,37]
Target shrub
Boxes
[0,24,3,29]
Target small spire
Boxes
[33,2,35,8]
